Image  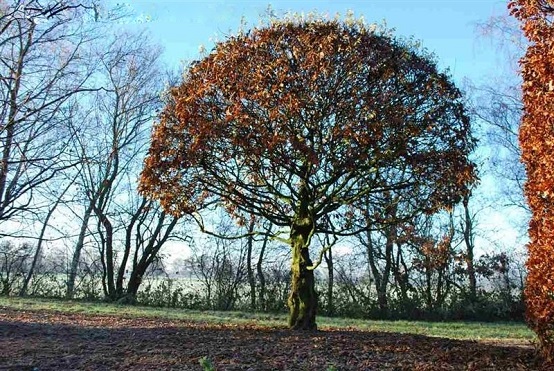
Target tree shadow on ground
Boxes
[0,308,543,370]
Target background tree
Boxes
[118,198,180,302]
[408,214,457,311]
[0,240,31,295]
[255,221,274,311]
[319,229,337,316]
[0,0,184,303]
[469,12,529,230]
[140,17,477,330]
[186,215,248,310]
[459,192,477,300]
[0,0,107,232]
[510,0,554,362]
[19,172,77,296]
[462,8,528,319]
[65,29,180,301]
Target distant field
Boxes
[0,296,535,343]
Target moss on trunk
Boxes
[287,186,318,330]
[288,241,318,330]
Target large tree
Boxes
[140,18,477,330]
[510,0,554,362]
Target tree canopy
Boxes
[141,19,476,228]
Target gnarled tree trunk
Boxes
[288,186,317,330]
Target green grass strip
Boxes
[0,296,535,343]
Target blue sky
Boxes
[120,0,511,85]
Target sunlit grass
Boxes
[0,296,535,343]
[320,317,534,342]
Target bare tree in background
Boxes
[470,13,528,217]
[0,1,117,232]
[65,29,175,299]
[187,216,249,310]
[0,240,32,294]
[18,172,78,296]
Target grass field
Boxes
[0,296,540,370]
[0,296,535,343]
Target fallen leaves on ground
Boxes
[0,306,543,370]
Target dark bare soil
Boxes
[0,306,544,370]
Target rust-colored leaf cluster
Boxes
[414,234,453,272]
[139,18,477,235]
[510,0,554,362]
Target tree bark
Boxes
[125,214,178,299]
[425,256,433,309]
[288,186,317,330]
[67,202,93,298]
[93,205,116,299]
[366,226,394,316]
[363,198,397,317]
[0,22,33,222]
[393,243,410,302]
[324,246,334,316]
[256,225,270,311]
[246,219,256,310]
[462,195,477,300]
[20,205,55,296]
[23,175,77,296]
[116,198,148,297]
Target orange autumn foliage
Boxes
[139,19,477,228]
[510,0,554,361]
